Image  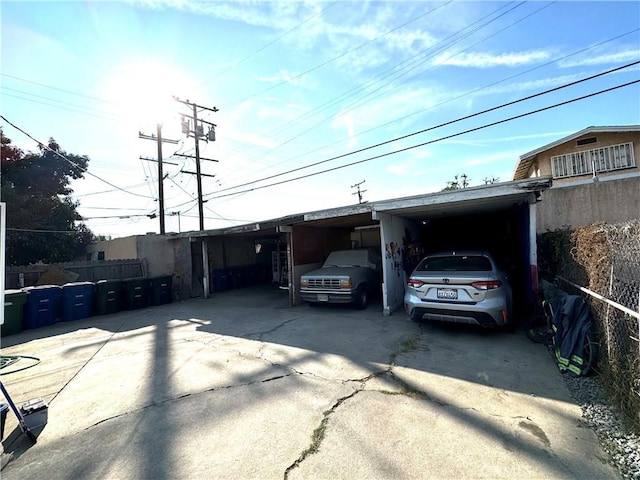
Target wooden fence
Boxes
[5,259,144,289]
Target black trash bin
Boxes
[94,279,123,315]
[3,289,28,336]
[149,276,172,306]
[122,277,149,310]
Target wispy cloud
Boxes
[256,70,314,89]
[434,50,552,68]
[558,49,640,68]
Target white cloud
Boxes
[255,70,313,89]
[434,50,552,68]
[558,49,640,68]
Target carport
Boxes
[371,178,552,318]
[187,178,551,322]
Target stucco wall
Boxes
[537,175,640,232]
[87,236,137,260]
[379,213,416,316]
[172,237,192,300]
[526,131,640,184]
[136,235,175,277]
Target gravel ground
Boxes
[562,372,640,480]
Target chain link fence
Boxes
[538,219,640,431]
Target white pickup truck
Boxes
[299,248,382,309]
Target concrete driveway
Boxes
[1,285,617,479]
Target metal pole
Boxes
[156,122,165,234]
[202,240,209,299]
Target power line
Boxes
[198,1,339,86]
[226,0,456,107]
[0,115,156,200]
[0,73,118,105]
[215,0,525,184]
[205,60,639,199]
[203,79,640,201]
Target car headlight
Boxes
[301,278,309,288]
[339,278,352,288]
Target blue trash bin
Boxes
[23,285,62,329]
[61,282,94,321]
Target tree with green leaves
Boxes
[441,173,470,191]
[1,131,95,265]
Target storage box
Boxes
[20,398,48,430]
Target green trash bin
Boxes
[122,277,149,310]
[94,280,123,315]
[149,276,172,306]
[3,290,28,336]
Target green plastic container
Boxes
[94,280,123,315]
[149,276,172,306]
[3,290,28,336]
[122,277,149,310]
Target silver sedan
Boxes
[404,251,513,328]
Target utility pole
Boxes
[173,97,218,230]
[156,123,165,234]
[169,211,181,233]
[351,180,367,204]
[138,129,180,234]
[174,97,219,299]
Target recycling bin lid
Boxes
[23,285,62,291]
[5,289,26,295]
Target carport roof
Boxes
[371,177,551,220]
[185,177,551,240]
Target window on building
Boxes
[551,142,635,179]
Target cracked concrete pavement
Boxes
[1,285,619,479]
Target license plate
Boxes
[437,288,458,300]
[317,294,329,302]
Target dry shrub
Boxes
[539,220,640,432]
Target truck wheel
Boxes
[355,286,368,310]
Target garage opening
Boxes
[291,214,384,308]
[403,203,533,323]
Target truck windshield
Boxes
[323,250,369,268]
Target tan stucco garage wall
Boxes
[87,236,137,260]
[537,175,640,232]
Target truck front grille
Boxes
[308,278,341,289]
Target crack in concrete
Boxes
[245,317,303,340]
[83,372,298,433]
[284,388,362,479]
[283,334,422,479]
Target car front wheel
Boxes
[355,286,368,310]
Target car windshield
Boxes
[417,255,492,272]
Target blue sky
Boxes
[2,0,639,238]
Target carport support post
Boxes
[202,240,210,299]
